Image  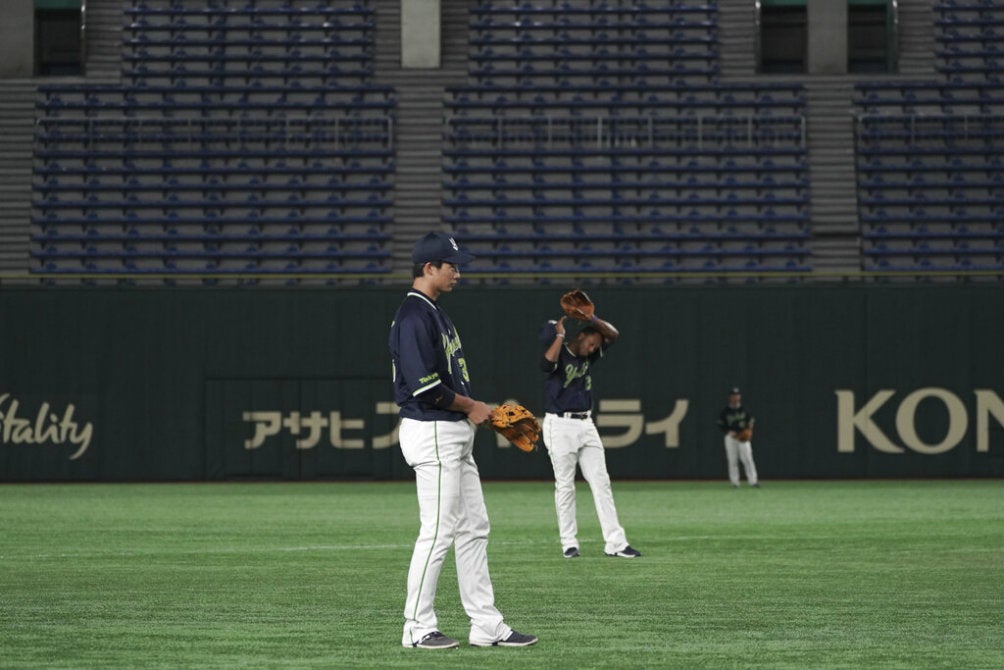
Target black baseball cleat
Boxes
[605,545,642,558]
[563,546,580,558]
[410,631,459,649]
[471,630,539,647]
[497,630,539,647]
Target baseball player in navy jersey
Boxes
[389,232,538,650]
[539,312,642,559]
[717,387,760,488]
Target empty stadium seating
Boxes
[934,0,1004,83]
[853,0,1003,273]
[31,0,395,279]
[443,0,811,278]
[22,0,1004,281]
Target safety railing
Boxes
[446,113,806,151]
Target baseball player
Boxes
[538,312,642,559]
[717,387,760,488]
[389,232,538,650]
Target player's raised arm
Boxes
[542,317,567,366]
[590,314,619,344]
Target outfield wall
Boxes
[1,284,1002,481]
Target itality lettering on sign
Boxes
[0,393,93,460]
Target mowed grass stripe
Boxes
[0,480,1000,670]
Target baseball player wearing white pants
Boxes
[538,313,641,559]
[389,232,537,650]
[717,387,760,488]
[398,418,510,646]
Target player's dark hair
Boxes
[567,325,601,350]
[412,260,443,278]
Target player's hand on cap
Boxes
[555,316,567,338]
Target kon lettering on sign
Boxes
[836,388,1004,454]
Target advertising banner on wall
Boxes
[1,285,1001,481]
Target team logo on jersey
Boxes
[563,361,590,389]
[442,332,462,359]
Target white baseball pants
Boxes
[398,418,512,647]
[542,413,628,555]
[724,433,759,486]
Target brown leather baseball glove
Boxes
[489,403,541,452]
[736,427,753,442]
[560,289,595,321]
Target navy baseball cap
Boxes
[730,387,741,395]
[411,232,475,265]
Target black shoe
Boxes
[471,630,538,647]
[410,631,459,649]
[752,483,761,488]
[605,545,642,558]
[563,546,580,558]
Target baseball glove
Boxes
[489,403,541,453]
[560,289,595,321]
[736,427,753,442]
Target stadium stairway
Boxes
[804,77,860,274]
[83,0,124,80]
[372,0,473,270]
[897,0,938,78]
[716,0,757,78]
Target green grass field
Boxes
[0,480,1000,670]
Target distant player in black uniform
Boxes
[717,387,760,488]
[389,231,537,650]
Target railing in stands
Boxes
[446,113,806,151]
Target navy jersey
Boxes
[718,404,755,433]
[539,320,611,414]
[389,290,472,421]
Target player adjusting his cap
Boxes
[389,231,538,650]
[538,290,642,559]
